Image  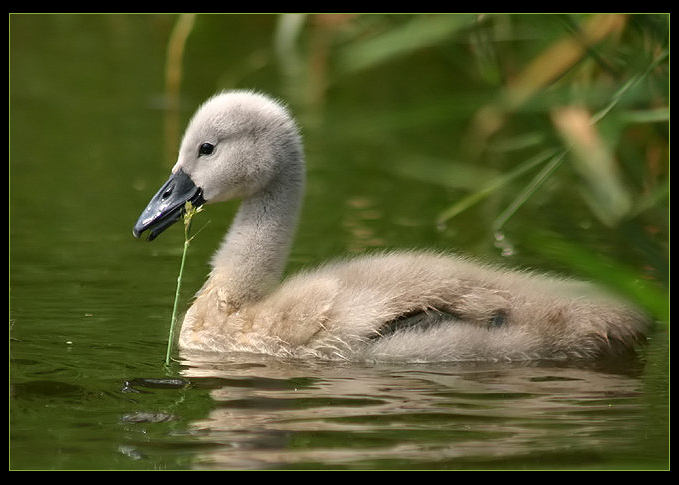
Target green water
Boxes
[10,14,668,470]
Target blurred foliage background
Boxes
[161,14,668,321]
[10,14,669,323]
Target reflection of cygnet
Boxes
[134,91,648,363]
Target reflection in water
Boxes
[175,350,647,469]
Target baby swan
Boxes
[133,90,648,362]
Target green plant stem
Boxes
[437,148,560,225]
[166,235,191,367]
[492,149,566,231]
[165,202,201,368]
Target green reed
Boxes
[166,201,203,367]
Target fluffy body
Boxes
[179,250,646,362]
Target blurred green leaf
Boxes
[552,106,632,227]
[437,148,562,224]
[529,231,669,323]
[335,15,477,75]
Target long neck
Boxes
[208,160,305,311]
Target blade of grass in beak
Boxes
[165,201,203,367]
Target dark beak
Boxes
[133,169,205,241]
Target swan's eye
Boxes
[198,143,215,156]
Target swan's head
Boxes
[133,90,303,240]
